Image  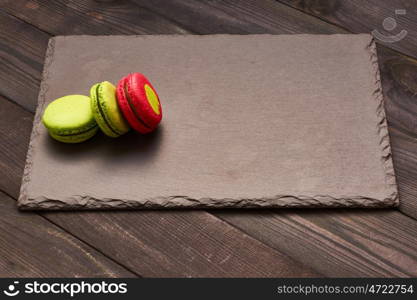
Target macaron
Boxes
[90,81,130,138]
[116,73,162,134]
[42,95,98,143]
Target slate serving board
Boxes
[18,34,398,210]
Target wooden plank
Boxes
[277,0,417,60]
[43,210,318,277]
[0,190,134,277]
[0,92,318,277]
[132,0,341,34]
[377,46,417,218]
[0,95,33,197]
[0,11,49,111]
[216,209,417,277]
[1,0,190,35]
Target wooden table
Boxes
[0,0,416,277]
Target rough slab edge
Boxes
[18,34,399,210]
[18,194,398,210]
[366,36,399,206]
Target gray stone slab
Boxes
[18,34,398,210]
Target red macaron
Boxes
[116,73,162,134]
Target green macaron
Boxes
[90,81,130,138]
[42,95,98,143]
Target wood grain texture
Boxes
[43,210,318,277]
[0,190,134,277]
[2,0,340,35]
[0,11,49,111]
[0,0,416,277]
[0,93,318,277]
[278,0,417,60]
[0,95,33,197]
[217,209,417,277]
[132,0,341,34]
[377,46,417,219]
[2,0,190,35]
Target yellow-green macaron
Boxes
[42,95,98,143]
[90,81,130,138]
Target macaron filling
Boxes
[95,84,122,136]
[54,123,98,137]
[124,82,152,130]
[49,124,98,143]
[144,84,161,115]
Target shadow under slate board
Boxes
[18,34,398,210]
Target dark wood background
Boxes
[0,0,416,277]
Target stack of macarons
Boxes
[42,73,162,143]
